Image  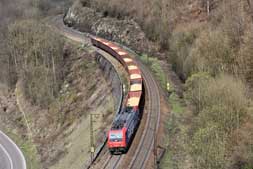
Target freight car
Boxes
[90,36,143,154]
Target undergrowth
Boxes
[139,54,167,90]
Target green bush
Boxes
[185,72,211,114]
[189,29,235,76]
[139,54,167,89]
[186,74,251,168]
[169,30,197,80]
[190,123,227,169]
[186,74,247,131]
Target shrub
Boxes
[139,54,167,89]
[185,72,211,114]
[186,74,251,168]
[189,29,235,76]
[186,74,248,131]
[169,30,197,80]
[190,122,227,169]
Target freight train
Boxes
[91,37,143,154]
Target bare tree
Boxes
[207,0,210,16]
[203,0,215,16]
[6,20,65,106]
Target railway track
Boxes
[51,15,161,169]
[102,154,122,169]
[128,60,160,169]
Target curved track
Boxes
[127,59,160,169]
[0,131,27,169]
[51,16,161,169]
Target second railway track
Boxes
[128,60,160,169]
[102,154,122,169]
[51,15,161,169]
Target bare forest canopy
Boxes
[0,0,252,168]
[79,0,253,83]
[0,0,74,104]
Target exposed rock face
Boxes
[64,4,101,32]
[64,1,155,54]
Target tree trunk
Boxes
[52,56,57,96]
[207,0,210,16]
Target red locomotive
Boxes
[91,37,143,154]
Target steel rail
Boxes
[102,155,121,169]
[51,16,161,169]
[127,60,160,169]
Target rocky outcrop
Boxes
[64,1,155,54]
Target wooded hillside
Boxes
[76,0,253,168]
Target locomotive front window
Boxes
[109,132,123,142]
[125,106,133,113]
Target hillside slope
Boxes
[0,1,116,169]
[64,0,253,169]
[0,42,114,169]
